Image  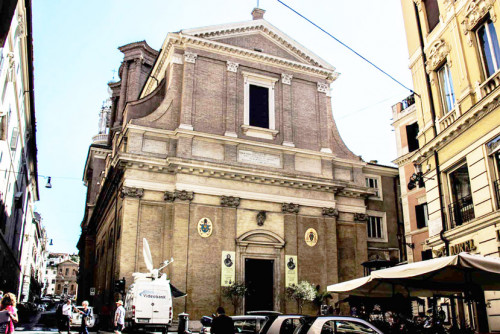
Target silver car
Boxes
[294,316,383,334]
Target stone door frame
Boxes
[236,229,285,313]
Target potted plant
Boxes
[222,282,247,314]
[286,281,316,314]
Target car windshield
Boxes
[293,317,316,334]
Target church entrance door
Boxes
[245,258,274,312]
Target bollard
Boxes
[178,312,189,334]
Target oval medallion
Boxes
[305,228,318,247]
[198,217,213,238]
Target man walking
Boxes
[211,307,234,334]
[114,300,125,334]
[61,299,73,333]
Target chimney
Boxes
[252,8,266,20]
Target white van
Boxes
[124,274,173,333]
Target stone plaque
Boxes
[305,228,318,247]
[197,218,213,238]
[238,149,281,167]
[221,251,235,287]
[285,255,298,287]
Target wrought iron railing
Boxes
[448,194,475,228]
[494,179,500,209]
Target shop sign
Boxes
[221,251,235,287]
[450,239,477,255]
[285,255,298,287]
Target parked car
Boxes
[259,314,303,334]
[200,314,270,334]
[293,316,383,334]
[70,306,99,330]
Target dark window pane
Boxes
[479,25,496,77]
[488,21,500,73]
[424,0,440,32]
[416,203,428,229]
[406,122,420,152]
[450,164,471,202]
[249,84,269,128]
[421,250,433,260]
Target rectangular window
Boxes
[367,216,383,239]
[365,177,380,198]
[249,84,269,128]
[406,122,420,152]
[448,164,474,227]
[438,64,456,113]
[477,19,500,78]
[421,250,433,260]
[10,127,18,151]
[415,203,429,229]
[424,0,440,32]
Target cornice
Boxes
[181,19,334,70]
[414,88,500,164]
[143,32,338,95]
[125,124,366,167]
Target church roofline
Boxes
[180,18,335,71]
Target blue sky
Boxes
[31,0,412,253]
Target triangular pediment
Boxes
[181,19,334,70]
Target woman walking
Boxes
[0,293,18,333]
[74,301,91,334]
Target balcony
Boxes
[495,179,500,209]
[438,108,461,133]
[448,194,475,229]
[479,70,500,98]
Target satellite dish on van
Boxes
[143,238,154,272]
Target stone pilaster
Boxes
[317,83,331,153]
[171,201,190,315]
[282,74,294,146]
[134,57,144,99]
[225,62,239,137]
[116,61,130,126]
[179,52,197,130]
[283,212,298,314]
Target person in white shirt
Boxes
[61,300,73,334]
[114,300,125,334]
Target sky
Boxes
[31,0,413,253]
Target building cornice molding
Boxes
[143,31,338,95]
[413,89,500,164]
[181,19,334,70]
[125,124,366,167]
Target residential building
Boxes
[78,8,401,319]
[55,259,78,298]
[0,0,39,297]
[394,0,500,331]
[19,212,49,302]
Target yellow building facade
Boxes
[395,0,500,331]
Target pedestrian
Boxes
[0,292,18,333]
[73,301,91,334]
[61,299,72,333]
[113,300,125,334]
[56,301,64,333]
[210,307,234,334]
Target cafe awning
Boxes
[327,252,500,297]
